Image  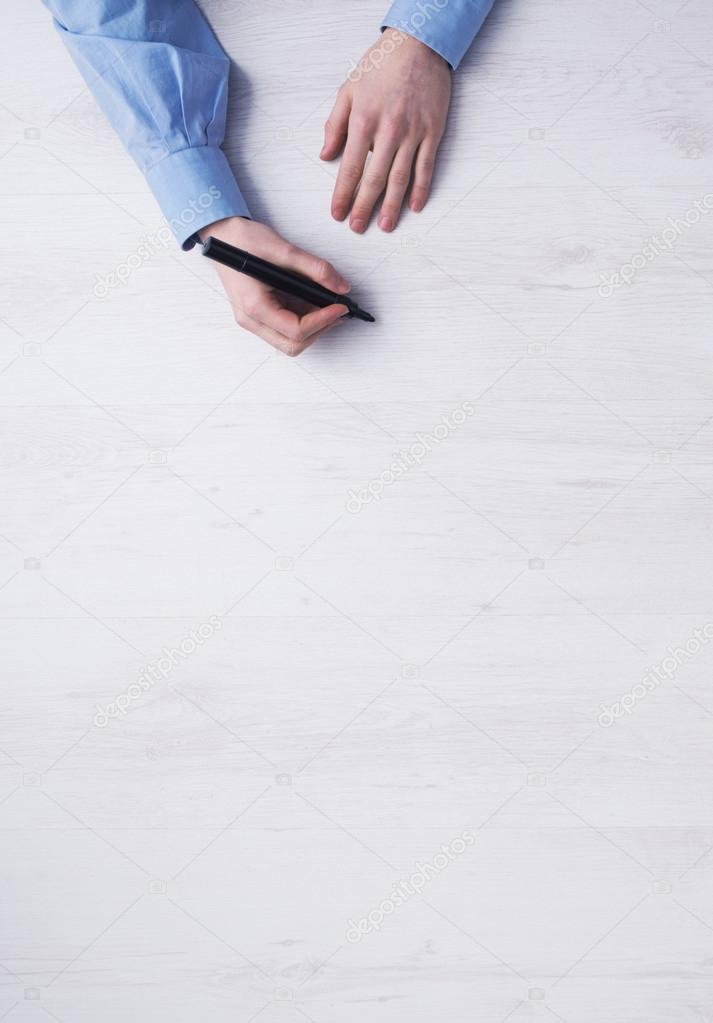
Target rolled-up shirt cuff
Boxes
[144,145,251,250]
[381,0,494,70]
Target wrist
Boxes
[381,26,451,70]
[198,215,251,244]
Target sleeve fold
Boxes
[381,0,495,69]
[43,0,250,247]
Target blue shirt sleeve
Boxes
[43,0,250,249]
[382,0,495,70]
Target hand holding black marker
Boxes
[202,236,375,323]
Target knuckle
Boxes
[389,169,410,189]
[314,259,332,282]
[363,170,385,190]
[381,116,404,141]
[286,324,305,344]
[421,116,441,135]
[350,111,373,134]
[340,163,362,183]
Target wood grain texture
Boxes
[1,1,713,1021]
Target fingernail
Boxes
[378,216,393,232]
[333,206,346,221]
[410,199,423,213]
[350,218,366,234]
[338,279,351,292]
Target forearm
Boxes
[43,0,250,247]
[381,0,495,69]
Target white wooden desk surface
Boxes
[1,1,713,1020]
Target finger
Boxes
[377,141,418,231]
[349,136,400,233]
[291,319,346,355]
[331,121,372,221]
[245,302,347,357]
[254,293,349,344]
[240,314,297,356]
[241,314,339,357]
[321,88,351,161]
[296,303,351,339]
[280,244,351,294]
[409,137,440,212]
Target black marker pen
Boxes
[201,236,375,322]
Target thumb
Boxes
[321,88,351,160]
[283,245,351,294]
